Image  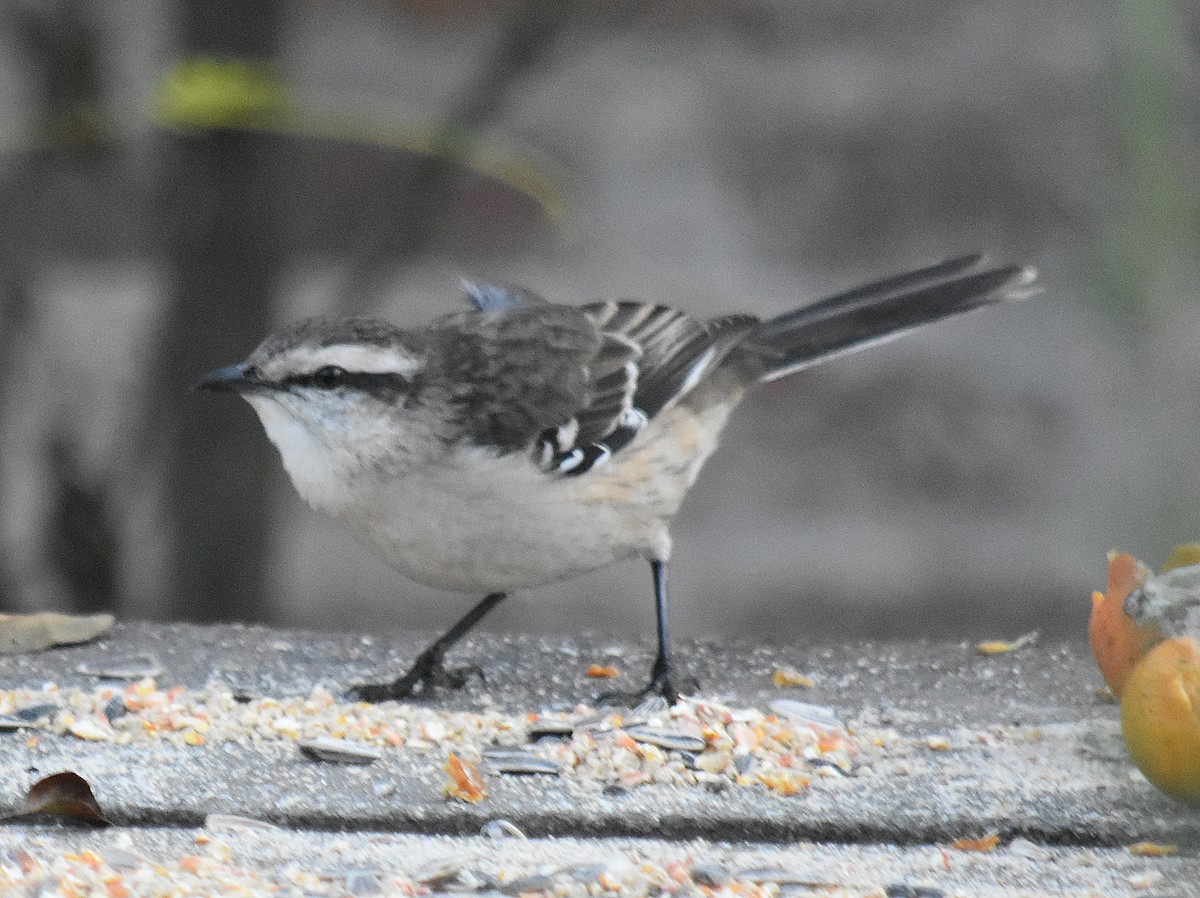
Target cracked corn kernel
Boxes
[1128,842,1177,857]
[443,752,486,803]
[772,666,814,688]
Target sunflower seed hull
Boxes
[298,737,382,765]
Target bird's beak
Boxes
[194,363,274,395]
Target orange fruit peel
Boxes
[1120,636,1200,806]
[1089,552,1164,695]
[1161,543,1200,573]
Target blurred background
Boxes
[0,0,1197,645]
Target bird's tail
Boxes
[746,254,1038,383]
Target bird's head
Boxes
[197,316,436,511]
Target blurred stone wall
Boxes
[1,0,1197,644]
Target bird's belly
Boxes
[336,456,652,593]
[327,400,734,595]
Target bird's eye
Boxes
[242,364,261,380]
[314,365,347,388]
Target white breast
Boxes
[247,397,353,512]
[252,392,737,595]
[331,449,649,591]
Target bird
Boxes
[197,254,1036,704]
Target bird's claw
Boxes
[348,652,485,703]
[595,656,693,706]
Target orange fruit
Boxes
[1089,552,1164,695]
[1120,637,1200,806]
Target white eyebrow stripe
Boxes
[293,344,424,377]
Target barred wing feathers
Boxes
[539,301,758,476]
[449,258,1033,476]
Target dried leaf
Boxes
[585,663,619,679]
[442,753,486,803]
[951,833,1001,852]
[0,612,114,654]
[4,771,111,826]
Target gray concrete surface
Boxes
[2,622,1199,897]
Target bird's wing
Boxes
[548,300,756,475]
[428,303,606,456]
[432,290,758,476]
[585,301,758,421]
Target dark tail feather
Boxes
[749,256,1037,383]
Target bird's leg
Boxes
[349,592,507,702]
[599,560,690,705]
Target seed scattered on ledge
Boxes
[772,666,814,688]
[483,749,561,775]
[299,736,382,765]
[623,724,706,753]
[443,752,487,803]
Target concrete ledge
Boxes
[1,622,1197,897]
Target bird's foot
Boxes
[348,648,484,703]
[596,656,694,706]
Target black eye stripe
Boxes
[286,369,412,398]
[314,365,345,387]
